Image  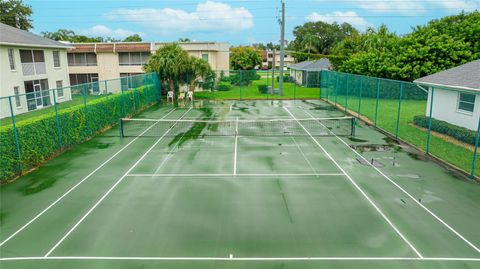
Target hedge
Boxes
[413,115,478,145]
[0,85,159,182]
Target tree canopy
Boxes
[289,21,358,55]
[230,46,262,70]
[0,0,33,30]
[334,11,480,81]
[42,29,143,43]
[144,43,212,93]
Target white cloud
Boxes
[427,0,480,12]
[306,11,371,30]
[106,1,254,33]
[78,25,143,39]
[352,0,426,15]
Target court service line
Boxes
[302,109,480,254]
[284,107,423,258]
[44,107,193,257]
[1,256,479,262]
[126,173,345,177]
[0,107,177,248]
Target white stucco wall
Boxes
[0,45,71,119]
[426,87,480,131]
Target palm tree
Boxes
[301,34,319,54]
[144,43,190,93]
[184,57,212,93]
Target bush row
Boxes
[413,115,478,145]
[0,85,159,182]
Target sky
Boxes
[25,0,480,45]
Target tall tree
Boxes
[144,43,190,92]
[184,57,212,93]
[178,38,191,42]
[0,0,33,30]
[230,46,262,70]
[123,34,142,42]
[290,21,358,54]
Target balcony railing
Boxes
[21,62,46,76]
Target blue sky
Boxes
[26,0,480,45]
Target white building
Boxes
[262,50,295,70]
[414,60,480,131]
[66,42,230,91]
[0,23,72,118]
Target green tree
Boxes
[184,56,212,93]
[0,0,33,30]
[144,43,190,92]
[42,29,104,42]
[230,46,262,70]
[290,21,358,54]
[178,38,191,42]
[123,34,142,42]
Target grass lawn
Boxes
[195,79,321,100]
[330,95,479,178]
[0,95,104,127]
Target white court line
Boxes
[302,109,480,254]
[284,107,423,258]
[234,117,239,175]
[126,173,344,177]
[44,108,193,257]
[0,108,177,248]
[1,256,479,262]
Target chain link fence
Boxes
[0,73,161,182]
[321,70,480,179]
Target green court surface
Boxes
[0,100,479,269]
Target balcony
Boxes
[22,62,46,76]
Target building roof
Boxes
[290,59,331,71]
[414,60,480,92]
[0,23,71,49]
[68,41,230,53]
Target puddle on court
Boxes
[18,176,57,195]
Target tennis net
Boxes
[119,117,355,138]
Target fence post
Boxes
[357,77,363,119]
[395,82,404,140]
[426,88,435,154]
[334,74,338,106]
[133,78,137,112]
[374,79,380,127]
[293,76,297,100]
[8,97,22,172]
[345,75,349,113]
[471,118,480,179]
[239,70,243,100]
[52,89,62,147]
[104,80,108,94]
[82,85,88,132]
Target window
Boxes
[118,52,150,66]
[69,73,99,85]
[8,49,15,70]
[67,53,97,66]
[24,79,50,111]
[53,51,61,67]
[56,80,64,97]
[202,53,209,62]
[19,50,45,63]
[458,93,476,113]
[13,87,21,108]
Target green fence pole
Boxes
[345,75,349,113]
[239,70,243,100]
[426,88,435,154]
[357,77,363,119]
[293,77,297,100]
[395,82,404,140]
[374,79,380,127]
[104,80,108,94]
[52,89,62,147]
[471,118,480,179]
[133,78,137,112]
[8,97,22,172]
[82,85,88,132]
[334,74,338,106]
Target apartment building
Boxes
[0,23,72,118]
[67,42,230,91]
[262,50,295,70]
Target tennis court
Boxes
[1,100,479,269]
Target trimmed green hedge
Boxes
[217,82,232,91]
[0,86,159,182]
[413,115,478,145]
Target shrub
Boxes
[217,82,232,91]
[0,85,159,182]
[276,75,289,83]
[413,115,478,145]
[258,85,269,94]
[229,70,261,86]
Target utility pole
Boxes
[278,0,285,95]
